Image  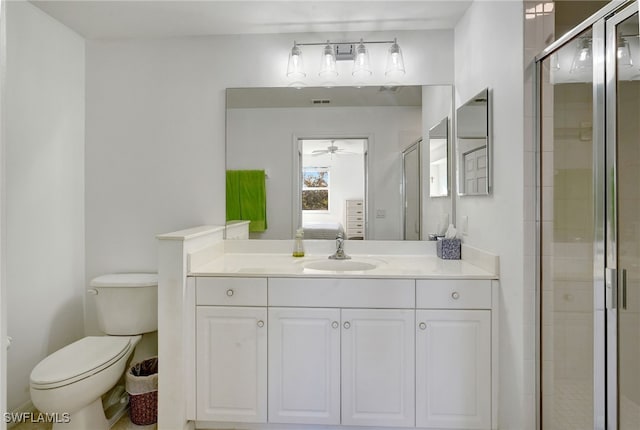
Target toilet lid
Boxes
[30,336,132,388]
[90,273,157,288]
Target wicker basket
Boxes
[126,357,158,425]
[129,390,158,425]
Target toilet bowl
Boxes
[29,273,158,430]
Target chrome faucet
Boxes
[329,232,351,260]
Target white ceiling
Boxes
[30,0,473,40]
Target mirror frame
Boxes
[456,88,492,196]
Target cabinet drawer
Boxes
[416,280,491,309]
[196,277,267,306]
[347,221,365,229]
[347,215,364,222]
[269,278,414,308]
[346,200,364,208]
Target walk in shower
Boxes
[537,1,640,429]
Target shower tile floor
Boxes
[552,378,640,430]
[553,378,593,430]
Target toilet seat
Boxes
[30,336,133,389]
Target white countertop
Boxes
[189,252,498,279]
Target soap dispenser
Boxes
[293,228,305,257]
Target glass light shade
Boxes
[570,38,592,73]
[385,39,406,77]
[287,44,306,78]
[319,42,338,78]
[617,37,633,68]
[352,40,372,79]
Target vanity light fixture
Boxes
[319,41,338,78]
[385,38,406,77]
[353,39,372,79]
[286,41,306,79]
[286,38,405,83]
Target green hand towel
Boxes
[226,170,267,232]
[226,170,242,221]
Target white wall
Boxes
[227,106,420,240]
[454,2,525,429]
[5,0,85,412]
[85,29,452,333]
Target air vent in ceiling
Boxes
[379,86,400,92]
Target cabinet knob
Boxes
[343,321,351,329]
[226,289,234,297]
[332,321,339,329]
[419,322,427,330]
[257,320,264,328]
[451,291,460,300]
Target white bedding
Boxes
[303,222,344,239]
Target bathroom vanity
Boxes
[157,227,499,430]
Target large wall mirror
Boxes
[226,85,453,240]
[456,88,491,196]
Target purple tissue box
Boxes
[436,238,461,260]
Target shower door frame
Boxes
[535,1,638,429]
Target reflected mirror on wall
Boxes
[456,88,491,196]
[226,85,453,240]
[428,117,449,197]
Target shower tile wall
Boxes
[541,75,594,428]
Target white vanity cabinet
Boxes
[415,280,492,429]
[195,277,268,423]
[341,309,415,427]
[190,275,496,430]
[268,307,341,425]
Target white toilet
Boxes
[30,273,158,430]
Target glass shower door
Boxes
[609,9,640,430]
[539,27,596,430]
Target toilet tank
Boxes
[90,273,158,335]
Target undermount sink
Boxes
[304,259,378,272]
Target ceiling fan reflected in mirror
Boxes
[311,140,358,156]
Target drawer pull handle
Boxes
[332,321,339,329]
[257,320,265,328]
[343,321,351,329]
[419,322,427,330]
[451,291,460,300]
[226,289,234,297]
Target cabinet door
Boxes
[268,308,341,424]
[196,306,267,422]
[341,309,415,427]
[416,310,491,429]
